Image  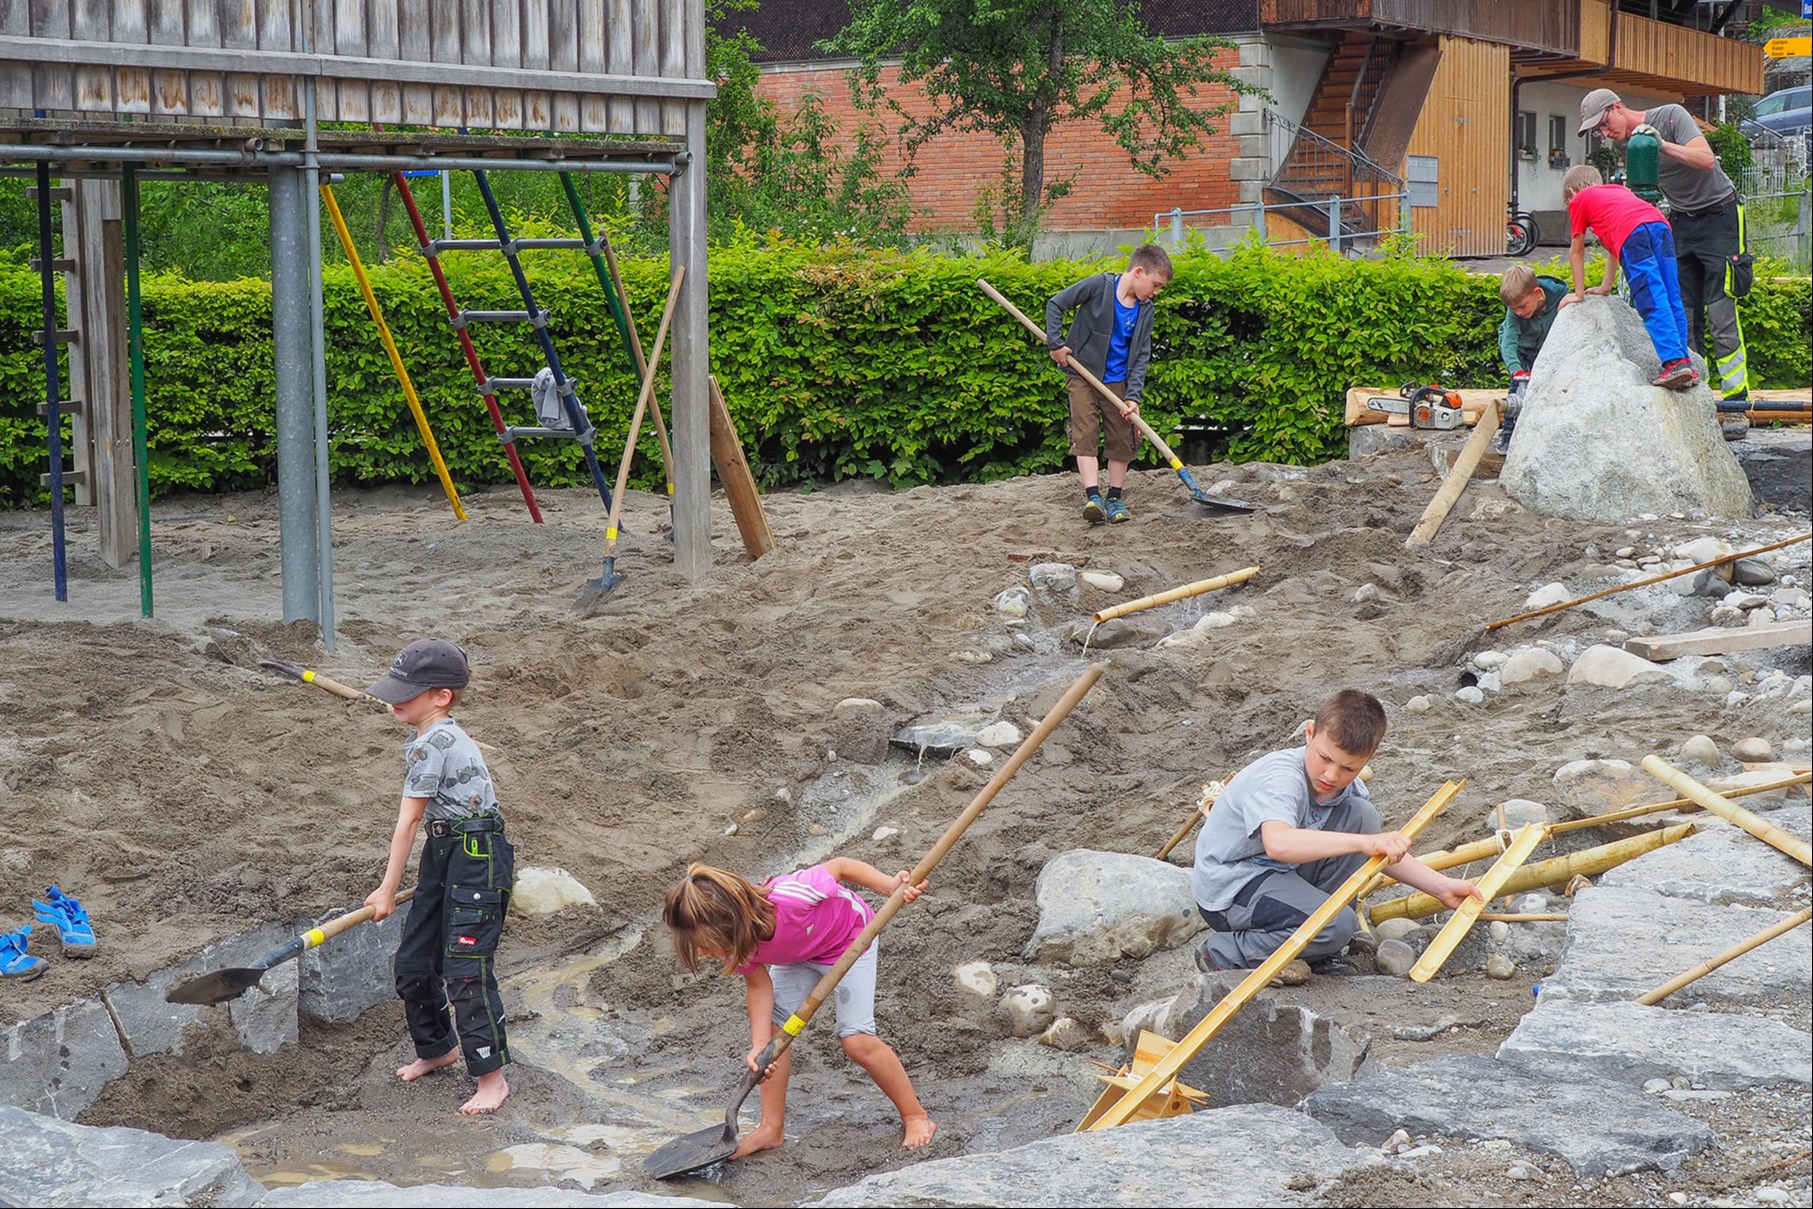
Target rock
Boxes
[1644,1077,1673,1093]
[1080,570,1124,593]
[1473,650,1509,671]
[1709,604,1746,626]
[1493,648,1566,685]
[1454,686,1484,704]
[829,697,893,765]
[1488,921,1511,943]
[999,985,1057,1038]
[892,710,996,757]
[1375,939,1418,977]
[1272,958,1312,987]
[871,825,900,842]
[953,960,998,1000]
[1486,954,1517,980]
[1524,582,1573,609]
[1373,918,1423,945]
[1679,734,1722,766]
[1354,582,1381,603]
[1498,799,1551,829]
[1501,999,1813,1090]
[1024,850,1203,966]
[1037,1016,1096,1052]
[965,748,994,767]
[1551,757,1655,819]
[1118,996,1176,1043]
[1193,610,1239,631]
[993,587,1030,618]
[1566,645,1668,690]
[1069,617,1170,649]
[1404,694,1433,713]
[1673,537,1733,565]
[976,721,1022,748]
[1690,570,1730,598]
[1500,299,1751,522]
[1733,557,1776,586]
[1028,562,1078,597]
[0,1106,264,1207]
[1731,737,1775,762]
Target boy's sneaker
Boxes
[32,886,96,957]
[1082,493,1107,525]
[1651,358,1697,390]
[0,925,47,981]
[1104,496,1131,524]
[1194,939,1237,974]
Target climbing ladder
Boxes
[394,168,663,523]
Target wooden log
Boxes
[1083,780,1464,1131]
[1636,907,1812,1006]
[1639,757,1812,867]
[706,375,774,562]
[1092,566,1260,624]
[1623,620,1812,661]
[1366,824,1695,924]
[1409,823,1547,982]
[1345,387,1502,427]
[1405,398,1500,550]
[1485,533,1811,631]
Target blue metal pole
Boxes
[35,160,67,602]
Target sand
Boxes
[2,441,1808,1205]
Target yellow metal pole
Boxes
[1409,822,1547,982]
[319,183,466,522]
[1084,780,1463,1131]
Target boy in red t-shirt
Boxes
[1561,164,1696,389]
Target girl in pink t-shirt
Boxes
[664,858,937,1158]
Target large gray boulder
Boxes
[1024,849,1203,966]
[1500,297,1752,522]
[0,1105,264,1208]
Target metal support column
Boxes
[668,60,711,581]
[269,166,321,625]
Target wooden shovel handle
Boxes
[308,888,416,949]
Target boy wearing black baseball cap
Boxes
[363,638,515,1115]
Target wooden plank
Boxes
[485,0,516,128]
[184,0,222,117]
[72,0,111,109]
[605,0,633,133]
[708,376,775,563]
[147,0,186,115]
[631,0,658,134]
[395,0,430,123]
[220,0,260,119]
[91,197,136,567]
[1405,397,1499,549]
[1623,620,1813,662]
[548,0,577,130]
[576,0,606,131]
[658,0,683,134]
[1408,821,1546,982]
[1346,386,1501,427]
[332,0,369,121]
[253,0,293,117]
[519,0,551,131]
[367,0,400,122]
[31,0,74,110]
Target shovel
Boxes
[977,279,1256,514]
[257,658,373,703]
[646,661,1108,1180]
[576,265,686,609]
[165,890,414,1006]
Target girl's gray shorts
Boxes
[766,941,878,1038]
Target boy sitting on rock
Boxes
[1191,690,1481,976]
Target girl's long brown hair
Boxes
[662,863,778,975]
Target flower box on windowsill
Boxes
[1518,146,1537,161]
[1548,150,1570,168]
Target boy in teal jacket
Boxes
[1495,265,1568,454]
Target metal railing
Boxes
[1154,189,1410,254]
[1264,108,1405,241]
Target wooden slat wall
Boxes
[1613,13,1763,98]
[1405,36,1509,259]
[0,0,708,133]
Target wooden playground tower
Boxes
[0,1,714,647]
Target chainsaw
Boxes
[1367,383,1466,430]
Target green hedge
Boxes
[1,241,1807,505]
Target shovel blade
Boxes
[645,1123,738,1180]
[574,559,622,609]
[1175,468,1256,513]
[164,966,266,1006]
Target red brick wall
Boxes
[755,58,1245,233]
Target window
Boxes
[1548,115,1571,167]
[1516,110,1537,157]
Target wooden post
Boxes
[707,376,774,562]
[1640,757,1812,867]
[62,179,136,566]
[1409,822,1547,982]
[1082,780,1463,1131]
[1092,566,1260,624]
[1405,398,1499,550]
[1636,907,1811,1006]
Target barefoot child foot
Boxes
[460,1069,510,1115]
[730,1121,785,1160]
[902,1112,937,1149]
[397,1049,459,1082]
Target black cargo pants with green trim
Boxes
[394,816,515,1076]
[1671,194,1752,403]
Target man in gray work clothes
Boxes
[1579,88,1753,439]
[1191,690,1481,974]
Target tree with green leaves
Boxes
[825,0,1258,246]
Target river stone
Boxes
[998,985,1057,1038]
[511,866,597,916]
[1024,849,1203,966]
[975,721,1022,748]
[1524,582,1572,609]
[1373,917,1423,945]
[811,1102,1382,1207]
[0,1106,264,1208]
[1499,299,1751,522]
[993,587,1030,618]
[1080,570,1124,592]
[953,960,998,1000]
[1732,736,1775,762]
[1552,758,1657,819]
[1673,537,1734,565]
[1028,561,1077,596]
[1118,995,1177,1044]
[1566,645,1669,690]
[1037,1016,1097,1052]
[1375,939,1418,977]
[891,711,995,757]
[1679,734,1722,766]
[1499,647,1565,685]
[1733,557,1776,586]
[1455,685,1485,704]
[1069,617,1171,649]
[1298,1054,1714,1176]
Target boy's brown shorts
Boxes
[1067,376,1137,463]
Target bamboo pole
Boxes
[1083,781,1464,1131]
[1094,567,1260,624]
[1636,907,1812,1006]
[1366,823,1695,924]
[1640,757,1812,867]
[1484,533,1810,631]
[1405,398,1500,550]
[1410,823,1547,982]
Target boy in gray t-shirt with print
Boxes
[1191,690,1480,973]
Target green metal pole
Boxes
[558,172,637,364]
[123,165,152,617]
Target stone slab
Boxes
[0,997,130,1120]
[811,1102,1381,1207]
[1597,823,1810,906]
[104,920,293,1058]
[1541,886,1811,1005]
[1024,849,1203,967]
[298,905,407,1025]
[1499,998,1812,1090]
[1159,975,1374,1107]
[1298,1053,1715,1175]
[256,1182,721,1207]
[0,1104,263,1208]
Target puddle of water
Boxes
[484,1141,621,1186]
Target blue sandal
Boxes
[0,925,47,980]
[32,886,97,957]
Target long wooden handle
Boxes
[1085,780,1464,1131]
[1093,567,1260,624]
[602,265,686,551]
[1405,397,1500,549]
[751,663,1107,1071]
[309,887,417,948]
[977,278,1183,464]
